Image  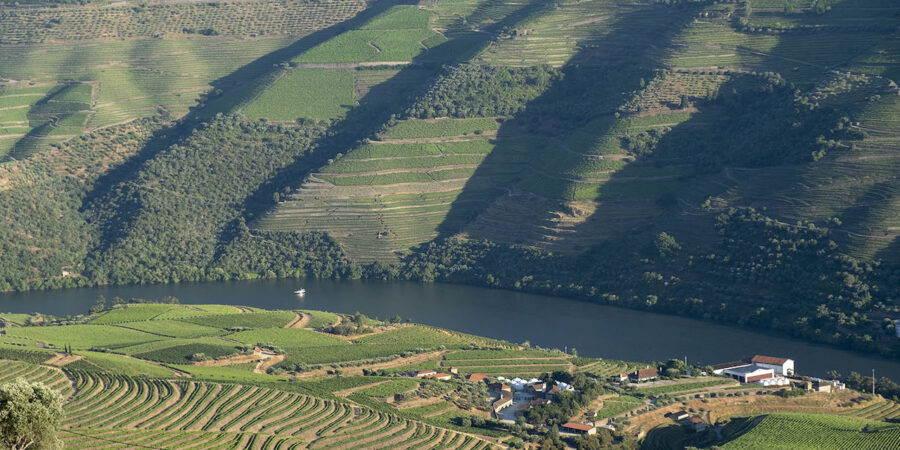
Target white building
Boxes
[758,377,791,387]
[751,355,794,376]
[722,365,775,383]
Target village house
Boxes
[685,416,706,432]
[545,385,563,398]
[425,372,452,381]
[629,367,659,382]
[449,367,458,374]
[526,381,546,395]
[750,355,795,376]
[467,373,487,382]
[489,382,512,393]
[493,391,514,413]
[560,422,597,435]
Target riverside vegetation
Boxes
[0,0,899,417]
[1,301,900,449]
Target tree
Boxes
[654,232,682,257]
[0,379,63,450]
[88,295,106,315]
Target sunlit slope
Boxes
[257,0,899,262]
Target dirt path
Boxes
[290,351,447,379]
[334,380,394,398]
[44,352,84,367]
[325,324,411,342]
[372,131,497,144]
[284,312,311,329]
[194,353,262,367]
[255,353,285,374]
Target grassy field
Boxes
[243,68,356,121]
[292,6,444,64]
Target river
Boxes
[1,278,898,380]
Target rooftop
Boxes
[752,355,791,365]
[725,364,773,375]
[562,422,594,432]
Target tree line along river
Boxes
[1,278,899,380]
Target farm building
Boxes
[712,359,752,375]
[722,364,775,383]
[424,372,452,381]
[685,416,706,432]
[467,373,487,382]
[493,391,514,412]
[545,385,563,397]
[751,355,794,375]
[668,411,690,421]
[415,369,438,378]
[560,422,597,435]
[629,367,659,382]
[526,382,546,394]
[489,382,512,392]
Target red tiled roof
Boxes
[752,355,790,365]
[562,422,594,432]
[632,367,658,378]
[467,373,487,382]
[689,417,704,424]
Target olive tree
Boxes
[0,378,63,450]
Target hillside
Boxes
[0,0,898,362]
[3,302,900,449]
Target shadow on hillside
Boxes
[568,0,896,260]
[436,2,702,241]
[82,0,419,248]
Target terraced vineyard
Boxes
[720,413,900,450]
[441,349,573,377]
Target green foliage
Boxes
[0,378,63,450]
[406,64,559,118]
[380,118,500,139]
[133,342,240,364]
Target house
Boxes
[449,367,458,374]
[615,373,629,382]
[686,416,706,432]
[721,365,774,383]
[489,382,512,393]
[467,373,487,382]
[493,391,514,412]
[526,382,546,394]
[629,367,659,382]
[545,385,563,398]
[560,422,596,435]
[425,372,452,381]
[668,410,690,421]
[813,380,832,393]
[751,355,794,376]
[415,369,438,378]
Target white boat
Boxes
[294,289,306,296]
